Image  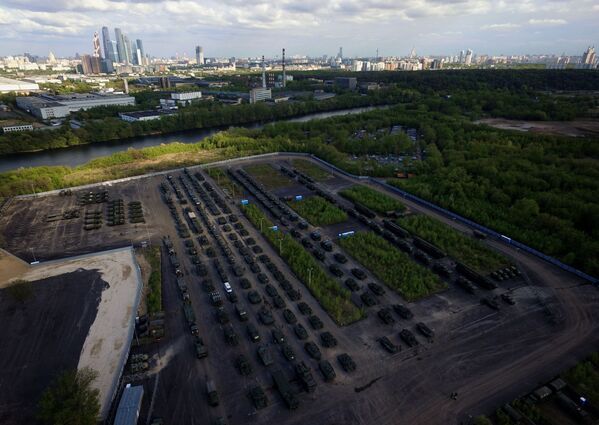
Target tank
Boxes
[304,341,322,360]
[393,304,413,320]
[294,324,308,340]
[272,369,299,410]
[206,380,219,406]
[308,315,323,330]
[320,331,338,348]
[235,354,253,376]
[368,283,385,296]
[249,385,268,410]
[379,336,399,353]
[399,329,419,347]
[295,361,317,393]
[318,360,336,382]
[337,353,356,372]
[360,291,377,307]
[377,308,395,324]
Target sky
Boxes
[0,0,598,58]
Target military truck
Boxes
[257,344,273,366]
[194,337,208,359]
[295,361,317,393]
[249,385,268,410]
[272,370,299,410]
[318,360,336,382]
[206,380,219,406]
[210,291,223,307]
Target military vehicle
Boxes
[202,279,216,292]
[195,337,208,358]
[334,253,348,264]
[163,236,175,255]
[351,268,367,280]
[414,250,432,266]
[294,323,308,340]
[501,293,515,305]
[249,385,268,410]
[281,343,295,361]
[295,361,317,393]
[297,302,312,315]
[239,277,251,289]
[368,283,386,296]
[379,336,400,353]
[258,307,275,325]
[248,290,262,304]
[416,322,434,338]
[318,360,336,382]
[400,329,419,347]
[345,278,360,292]
[481,297,500,310]
[235,304,248,321]
[413,237,446,259]
[432,263,451,278]
[320,331,338,348]
[130,353,149,363]
[257,344,274,366]
[224,325,239,346]
[247,323,261,342]
[360,291,377,307]
[456,262,497,290]
[308,315,324,330]
[215,308,230,324]
[272,369,299,410]
[378,308,395,324]
[265,284,278,297]
[210,291,223,307]
[455,276,476,294]
[383,220,410,238]
[283,309,297,324]
[312,249,326,261]
[320,240,333,252]
[337,353,357,372]
[235,354,253,376]
[206,380,219,406]
[287,288,301,301]
[301,238,313,249]
[329,264,343,277]
[310,231,322,241]
[272,328,285,344]
[129,361,149,373]
[272,295,286,309]
[304,341,322,360]
[393,304,414,320]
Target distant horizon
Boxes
[0,0,597,58]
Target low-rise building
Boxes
[119,110,177,122]
[334,77,357,90]
[171,91,202,101]
[16,92,135,119]
[2,124,34,133]
[249,87,272,104]
[0,77,40,94]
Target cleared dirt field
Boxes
[476,118,599,137]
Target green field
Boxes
[398,214,509,275]
[205,167,241,197]
[244,163,293,189]
[339,231,445,301]
[288,196,348,226]
[144,246,162,314]
[340,185,406,214]
[290,159,331,181]
[242,204,363,325]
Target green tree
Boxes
[473,416,492,425]
[38,368,100,425]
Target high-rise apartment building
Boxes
[582,46,596,65]
[464,49,473,65]
[195,46,204,65]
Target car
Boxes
[301,238,313,249]
[283,308,297,324]
[334,253,348,264]
[344,278,360,292]
[298,302,312,315]
[294,323,308,340]
[368,283,385,296]
[313,249,326,261]
[248,290,262,304]
[247,323,261,342]
[223,281,233,293]
[320,240,333,252]
[310,231,322,241]
[329,264,343,277]
[272,328,285,344]
[351,268,367,280]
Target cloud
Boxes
[528,18,567,25]
[481,23,521,30]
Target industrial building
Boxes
[0,77,40,94]
[119,109,177,122]
[16,92,135,119]
[334,77,357,90]
[113,385,144,425]
[249,87,272,104]
[2,124,34,133]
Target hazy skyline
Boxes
[0,0,598,58]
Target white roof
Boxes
[0,77,39,92]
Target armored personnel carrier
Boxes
[377,308,395,324]
[379,336,399,354]
[393,304,413,320]
[304,341,322,360]
[337,353,356,372]
[400,329,419,347]
[257,344,274,366]
[294,323,308,340]
[416,322,434,338]
[318,360,336,382]
[308,315,323,330]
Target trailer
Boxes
[383,220,410,239]
[413,237,446,259]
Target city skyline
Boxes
[0,0,598,58]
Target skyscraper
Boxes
[101,26,117,62]
[123,35,132,65]
[115,28,127,64]
[129,38,137,65]
[92,32,101,58]
[582,46,596,65]
[136,39,145,65]
[195,46,204,65]
[464,49,473,65]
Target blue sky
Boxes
[0,0,597,58]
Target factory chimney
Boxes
[261,55,266,89]
[282,48,286,88]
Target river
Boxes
[0,106,385,172]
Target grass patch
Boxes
[205,167,242,198]
[143,247,162,314]
[244,163,293,190]
[242,203,363,325]
[290,159,331,181]
[398,214,509,275]
[5,279,34,302]
[288,195,348,226]
[340,185,406,214]
[339,231,445,301]
[563,352,599,407]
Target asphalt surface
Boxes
[1,156,598,425]
[0,270,106,425]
